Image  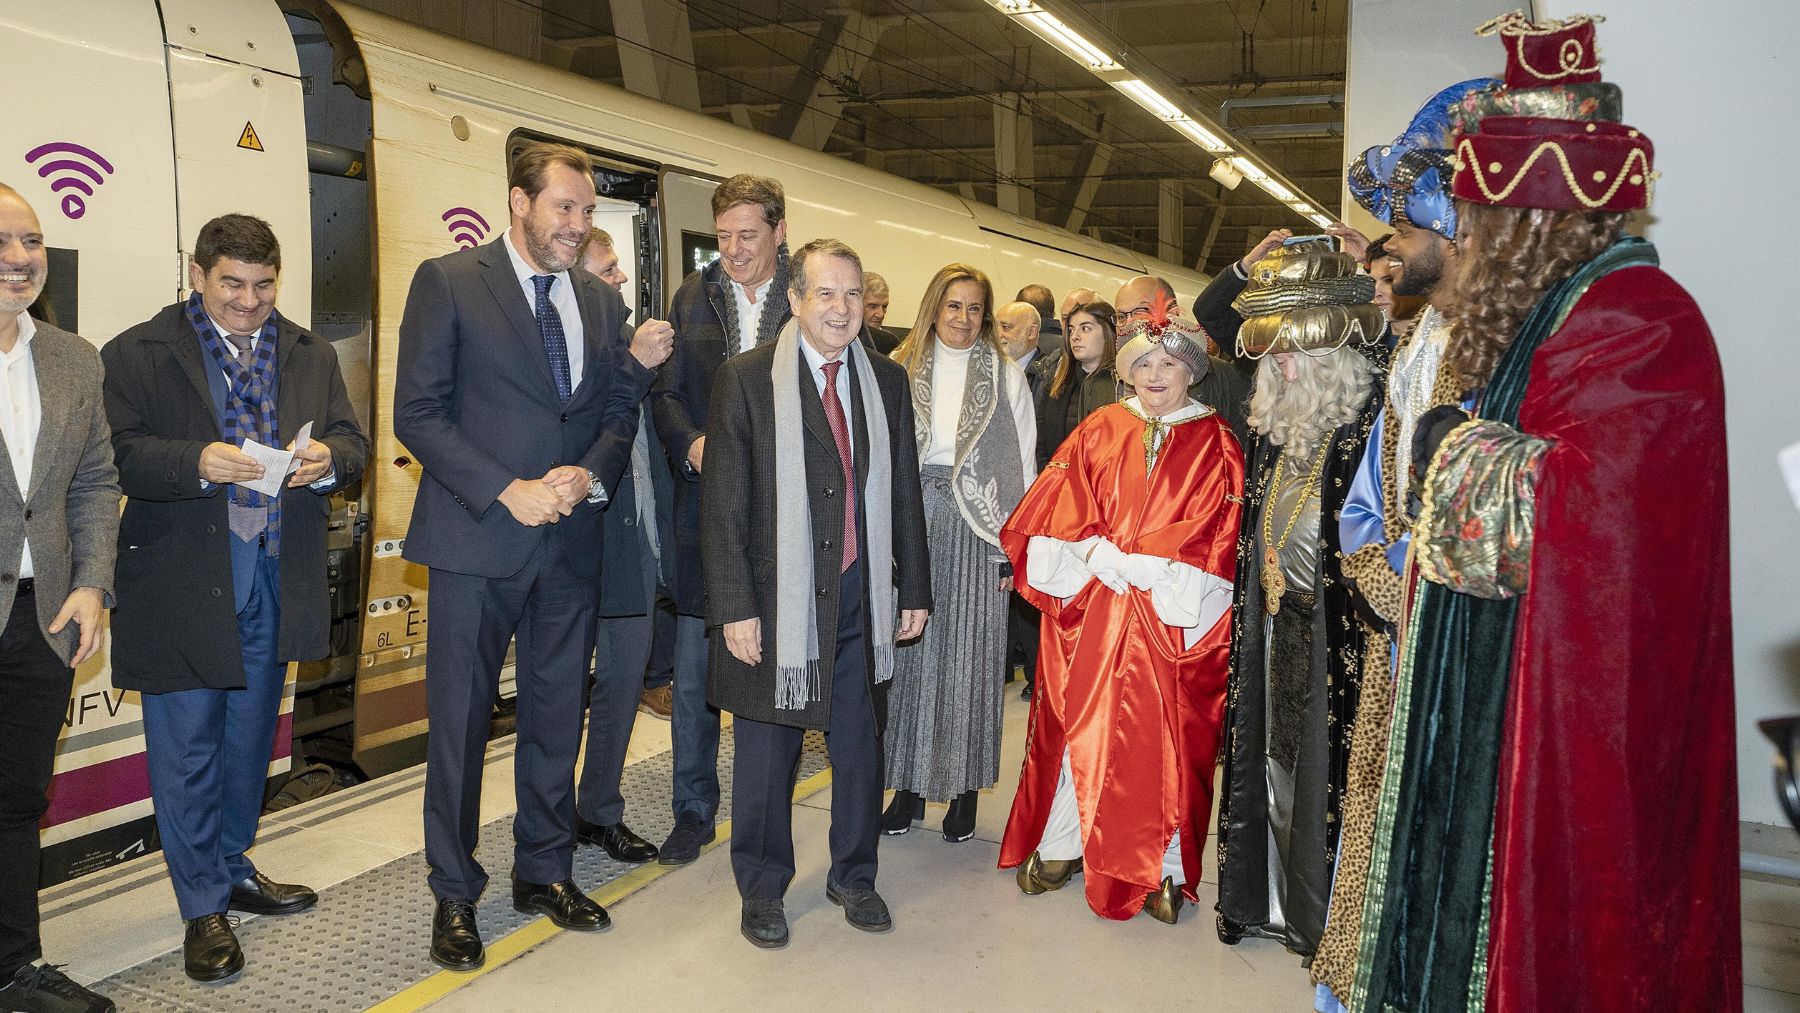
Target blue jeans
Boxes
[670,615,720,822]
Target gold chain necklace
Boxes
[1260,439,1329,615]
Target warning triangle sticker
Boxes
[237,122,264,152]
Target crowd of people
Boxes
[0,10,1739,1013]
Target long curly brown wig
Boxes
[1443,202,1627,390]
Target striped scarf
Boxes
[186,292,282,555]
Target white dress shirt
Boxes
[0,312,41,579]
[732,277,774,355]
[921,340,1036,488]
[504,229,586,393]
[799,334,854,462]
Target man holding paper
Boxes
[102,214,366,983]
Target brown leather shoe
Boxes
[1015,851,1083,895]
[1143,876,1184,925]
[637,685,673,720]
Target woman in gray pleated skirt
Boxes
[881,263,1038,842]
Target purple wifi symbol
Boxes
[441,207,491,249]
[25,142,116,221]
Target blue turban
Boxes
[1348,77,1497,239]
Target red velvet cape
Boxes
[997,403,1243,919]
[1486,266,1740,1010]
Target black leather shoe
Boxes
[511,877,610,931]
[430,899,484,971]
[183,914,243,983]
[658,812,716,866]
[227,872,318,916]
[825,879,893,933]
[1020,683,1033,701]
[577,818,659,864]
[0,962,118,1012]
[942,790,978,843]
[881,790,924,835]
[740,898,788,949]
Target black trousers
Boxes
[423,534,597,900]
[730,561,880,901]
[1007,590,1040,689]
[0,584,74,977]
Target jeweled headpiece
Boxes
[1451,12,1655,212]
[1348,78,1497,239]
[1232,240,1384,358]
[1116,289,1209,383]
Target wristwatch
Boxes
[585,468,607,505]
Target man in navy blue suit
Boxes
[105,214,366,983]
[394,143,661,970]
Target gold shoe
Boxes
[1015,851,1083,895]
[1143,876,1183,924]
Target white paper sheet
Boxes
[239,421,313,497]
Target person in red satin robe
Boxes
[997,304,1242,923]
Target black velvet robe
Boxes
[1214,361,1382,955]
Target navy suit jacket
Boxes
[394,236,653,579]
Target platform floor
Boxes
[36,685,1800,1012]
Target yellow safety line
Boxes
[366,766,836,1013]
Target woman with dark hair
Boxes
[1034,300,1119,467]
[882,263,1037,842]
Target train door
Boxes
[5,0,182,888]
[285,6,375,783]
[660,170,722,306]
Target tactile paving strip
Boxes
[95,727,829,1011]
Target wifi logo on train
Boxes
[442,207,491,249]
[25,142,115,221]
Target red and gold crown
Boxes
[1452,12,1655,212]
[1483,11,1602,89]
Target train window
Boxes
[680,231,720,280]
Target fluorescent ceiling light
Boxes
[1308,213,1334,228]
[1255,177,1298,203]
[1229,156,1270,182]
[1018,11,1118,69]
[1113,79,1184,121]
[1288,202,1317,215]
[1171,119,1231,153]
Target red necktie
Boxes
[820,361,858,573]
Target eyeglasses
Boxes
[1113,306,1153,326]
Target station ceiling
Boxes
[367,0,1349,276]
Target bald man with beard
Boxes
[1114,276,1248,448]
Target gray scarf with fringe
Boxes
[771,320,896,710]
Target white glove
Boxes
[1084,538,1129,594]
[1117,553,1173,591]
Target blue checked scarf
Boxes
[186,292,282,555]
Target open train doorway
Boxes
[278,4,375,795]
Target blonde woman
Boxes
[882,264,1037,842]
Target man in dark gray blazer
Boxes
[105,214,366,983]
[702,238,931,950]
[0,186,120,1013]
[394,143,656,971]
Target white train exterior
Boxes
[1,0,1211,885]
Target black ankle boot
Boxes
[881,790,924,835]
[942,790,978,842]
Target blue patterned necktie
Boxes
[532,274,572,404]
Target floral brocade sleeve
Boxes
[1414,419,1550,600]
